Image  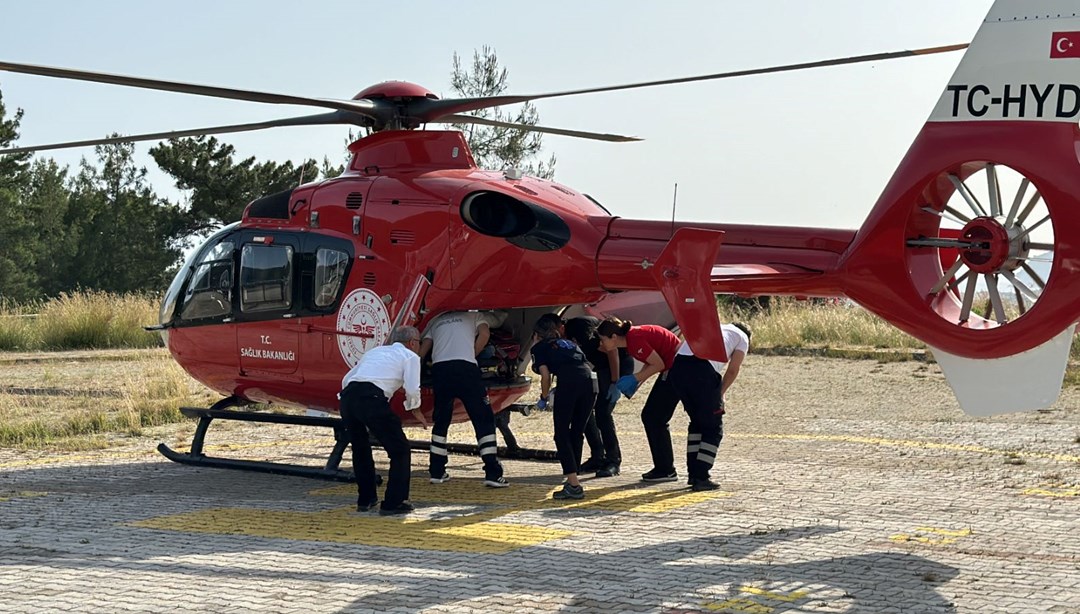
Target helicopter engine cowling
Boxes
[459,190,570,252]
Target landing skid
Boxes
[157,402,556,483]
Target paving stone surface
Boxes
[1,355,1079,613]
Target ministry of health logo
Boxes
[336,288,391,368]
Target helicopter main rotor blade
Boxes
[437,114,641,142]
[0,112,358,156]
[0,60,379,117]
[413,43,969,120]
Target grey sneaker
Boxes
[430,472,451,484]
[552,483,585,500]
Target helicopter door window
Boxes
[313,248,349,308]
[240,244,294,313]
[179,241,234,321]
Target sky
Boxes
[0,0,996,230]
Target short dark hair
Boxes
[732,321,751,340]
[533,313,563,340]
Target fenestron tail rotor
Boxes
[0,43,967,155]
[906,163,1055,327]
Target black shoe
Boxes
[430,472,451,484]
[484,476,510,488]
[595,463,620,478]
[689,478,720,492]
[356,499,378,512]
[641,468,678,483]
[552,483,585,500]
[378,501,416,516]
[578,457,605,473]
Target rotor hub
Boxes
[957,216,1032,274]
[352,81,438,101]
[958,217,1011,273]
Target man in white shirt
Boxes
[340,325,427,516]
[419,310,509,488]
[668,322,751,491]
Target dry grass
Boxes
[0,291,161,351]
[0,350,216,449]
[729,298,925,350]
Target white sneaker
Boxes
[483,476,509,488]
[430,472,451,484]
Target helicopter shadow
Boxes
[0,460,959,613]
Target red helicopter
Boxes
[2,0,1077,481]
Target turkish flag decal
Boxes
[1051,32,1080,58]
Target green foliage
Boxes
[149,136,321,233]
[0,90,37,302]
[61,141,184,293]
[449,46,557,179]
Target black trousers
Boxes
[582,367,621,464]
[640,356,725,477]
[553,368,597,475]
[339,381,412,509]
[666,355,724,481]
[429,360,503,480]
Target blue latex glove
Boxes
[536,396,548,410]
[615,375,640,399]
[606,384,622,406]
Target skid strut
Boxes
[158,403,555,482]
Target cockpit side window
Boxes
[313,248,349,308]
[240,244,294,313]
[179,241,234,321]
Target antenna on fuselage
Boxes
[670,182,678,239]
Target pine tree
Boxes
[449,46,556,179]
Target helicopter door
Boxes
[236,234,302,379]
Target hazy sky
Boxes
[0,0,995,230]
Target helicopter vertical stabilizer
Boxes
[838,0,1080,414]
[650,228,728,362]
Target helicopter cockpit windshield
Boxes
[159,222,240,329]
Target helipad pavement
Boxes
[1,395,1079,613]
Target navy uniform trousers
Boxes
[641,355,724,479]
[428,360,504,480]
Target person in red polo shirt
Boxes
[597,316,682,483]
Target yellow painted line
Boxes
[311,480,728,514]
[130,506,572,554]
[737,586,810,602]
[133,477,725,552]
[913,527,973,537]
[1023,486,1080,498]
[0,491,47,503]
[889,526,972,546]
[738,433,1080,464]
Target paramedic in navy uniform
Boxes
[339,325,427,516]
[420,310,509,488]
